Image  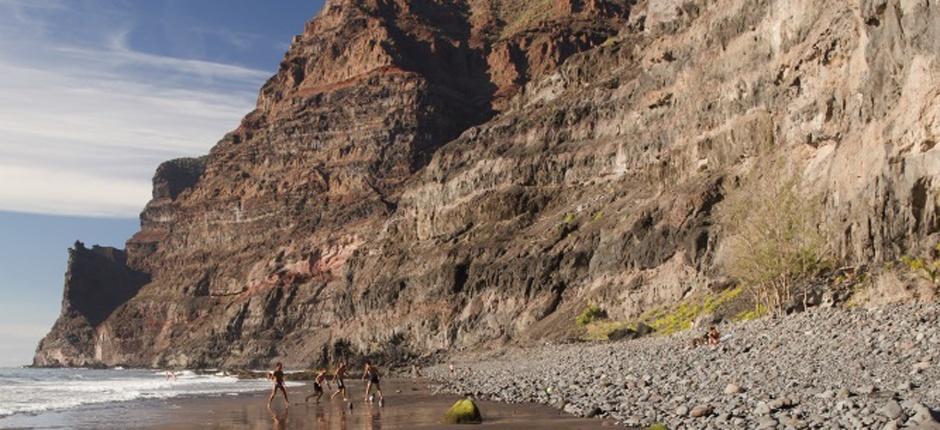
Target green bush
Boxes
[716,161,833,313]
[733,304,768,321]
[901,243,940,285]
[648,424,669,430]
[562,213,576,224]
[641,287,743,335]
[576,304,607,327]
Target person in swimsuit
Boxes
[362,360,383,405]
[331,362,349,401]
[267,362,290,406]
[305,369,328,404]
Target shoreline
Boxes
[428,304,940,429]
[0,378,617,429]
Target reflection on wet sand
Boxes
[201,380,615,430]
[268,404,288,430]
[0,379,616,430]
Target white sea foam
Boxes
[0,368,287,417]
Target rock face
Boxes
[36,0,940,368]
[34,242,149,367]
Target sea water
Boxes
[0,367,274,418]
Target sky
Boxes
[0,0,323,367]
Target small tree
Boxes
[717,162,832,314]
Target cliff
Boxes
[34,242,149,367]
[36,0,940,368]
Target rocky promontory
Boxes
[429,305,940,429]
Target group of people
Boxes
[267,361,384,407]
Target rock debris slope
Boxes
[36,0,940,368]
[429,306,940,429]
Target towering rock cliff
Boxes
[36,0,940,368]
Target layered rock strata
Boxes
[36,0,940,368]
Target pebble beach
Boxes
[429,305,940,429]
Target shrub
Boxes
[901,243,940,285]
[583,320,629,341]
[576,304,607,327]
[562,213,576,224]
[648,424,669,430]
[716,161,832,314]
[641,286,743,335]
[733,304,768,321]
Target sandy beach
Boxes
[0,378,616,430]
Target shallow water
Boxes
[0,377,615,429]
[0,367,274,418]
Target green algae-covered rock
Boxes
[443,398,483,424]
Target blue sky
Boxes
[0,0,323,366]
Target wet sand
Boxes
[0,378,616,429]
[156,379,616,430]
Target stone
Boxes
[635,322,655,337]
[607,327,638,341]
[724,383,743,394]
[880,401,903,420]
[690,405,713,418]
[756,416,778,429]
[837,388,853,399]
[443,398,483,424]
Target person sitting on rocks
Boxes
[707,326,721,346]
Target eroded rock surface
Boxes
[34,243,149,367]
[36,0,940,368]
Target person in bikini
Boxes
[267,362,290,406]
[362,360,384,405]
[305,369,328,404]
[331,362,349,401]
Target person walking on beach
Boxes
[305,369,328,404]
[363,360,384,405]
[331,362,349,401]
[268,362,290,406]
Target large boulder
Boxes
[443,398,483,424]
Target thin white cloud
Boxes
[0,1,270,217]
[0,164,153,217]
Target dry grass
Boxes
[494,0,556,39]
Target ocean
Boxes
[0,370,613,429]
[0,367,273,418]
